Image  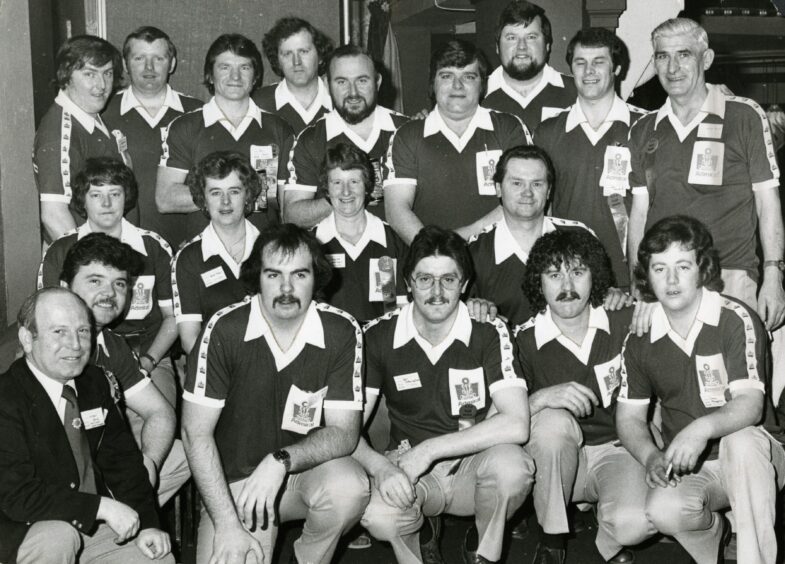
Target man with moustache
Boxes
[34,35,132,241]
[0,288,173,564]
[359,226,533,564]
[182,224,369,564]
[253,17,334,135]
[156,34,294,242]
[482,1,576,131]
[59,233,190,506]
[618,215,785,564]
[103,27,202,248]
[385,39,531,244]
[536,28,646,291]
[515,230,653,564]
[285,45,409,226]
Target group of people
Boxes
[2,1,784,564]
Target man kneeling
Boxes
[358,225,533,564]
[515,230,654,564]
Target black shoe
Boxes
[532,543,566,564]
[420,516,444,564]
[510,518,529,541]
[462,525,494,563]
[608,548,635,563]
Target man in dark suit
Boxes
[0,288,173,564]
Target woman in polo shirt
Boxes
[173,151,262,354]
[313,143,408,324]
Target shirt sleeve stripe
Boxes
[315,303,364,404]
[722,298,762,384]
[59,111,73,199]
[492,318,519,380]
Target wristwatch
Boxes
[272,449,291,473]
[763,260,785,272]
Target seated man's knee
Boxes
[361,497,422,542]
[602,505,654,547]
[313,458,370,525]
[529,408,581,448]
[17,521,81,564]
[719,427,768,464]
[479,444,535,496]
[645,487,705,536]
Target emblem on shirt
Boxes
[695,353,729,408]
[71,417,83,429]
[281,385,328,434]
[608,153,627,175]
[292,401,317,426]
[688,141,724,185]
[126,275,155,320]
[593,354,622,408]
[448,368,486,415]
[600,146,631,196]
[369,159,384,206]
[103,368,123,404]
[697,148,718,172]
[645,137,658,154]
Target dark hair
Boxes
[317,142,375,201]
[566,28,630,83]
[634,215,723,302]
[262,17,334,78]
[492,144,555,188]
[203,34,263,95]
[186,151,262,214]
[523,229,614,313]
[122,26,177,63]
[495,1,553,50]
[60,232,145,286]
[17,287,90,337]
[56,35,123,90]
[404,225,474,284]
[429,39,489,105]
[240,223,332,298]
[326,44,378,80]
[70,157,138,219]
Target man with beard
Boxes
[285,45,409,227]
[182,224,369,564]
[482,1,576,131]
[34,35,131,241]
[156,34,294,241]
[515,230,653,564]
[253,17,334,135]
[385,39,531,245]
[103,27,202,248]
[59,233,189,506]
[359,226,533,564]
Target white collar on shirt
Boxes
[77,218,148,256]
[486,64,565,105]
[564,95,631,146]
[533,305,610,365]
[423,106,494,153]
[202,97,263,139]
[393,301,473,364]
[649,288,721,355]
[324,106,397,153]
[275,78,332,122]
[55,90,109,136]
[200,220,260,278]
[654,84,726,140]
[119,85,184,126]
[494,216,557,265]
[314,211,387,260]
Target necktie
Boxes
[61,386,97,494]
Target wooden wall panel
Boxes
[105,0,341,100]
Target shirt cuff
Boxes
[182,390,225,408]
[728,379,765,394]
[365,386,381,396]
[323,399,364,411]
[383,178,417,188]
[157,299,173,308]
[176,313,203,324]
[489,377,528,395]
[631,185,648,195]
[40,193,71,203]
[124,376,152,400]
[285,183,317,193]
[752,178,780,192]
[616,396,651,405]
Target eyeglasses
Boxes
[411,274,462,291]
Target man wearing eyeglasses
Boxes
[357,225,533,564]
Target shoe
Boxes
[462,525,494,563]
[531,543,566,564]
[420,516,444,564]
[608,548,635,563]
[510,518,529,541]
[347,528,372,549]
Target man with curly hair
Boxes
[617,215,785,564]
[515,229,653,564]
[253,17,334,135]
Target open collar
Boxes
[486,64,565,107]
[119,85,184,127]
[654,84,725,141]
[275,78,332,124]
[199,220,259,278]
[324,105,397,153]
[96,331,110,357]
[423,106,494,153]
[649,288,721,355]
[77,218,148,256]
[393,301,473,364]
[55,90,109,136]
[534,305,610,365]
[314,210,387,260]
[494,216,556,265]
[565,95,630,145]
[202,97,263,140]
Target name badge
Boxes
[250,144,274,161]
[696,354,729,408]
[126,275,155,320]
[394,372,422,391]
[476,149,503,196]
[81,407,106,430]
[369,257,397,302]
[688,141,724,186]
[600,146,631,196]
[111,129,128,153]
[201,266,227,287]
[697,122,723,139]
[541,106,565,121]
[281,385,327,434]
[448,367,486,416]
[326,253,346,269]
[593,354,622,408]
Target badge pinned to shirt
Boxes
[326,253,346,269]
[201,266,227,287]
[688,141,724,186]
[695,353,729,408]
[593,354,622,408]
[394,372,422,391]
[281,385,328,434]
[476,149,503,196]
[697,122,723,139]
[125,275,155,320]
[448,367,486,416]
[80,407,106,430]
[369,257,397,302]
[600,146,631,197]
